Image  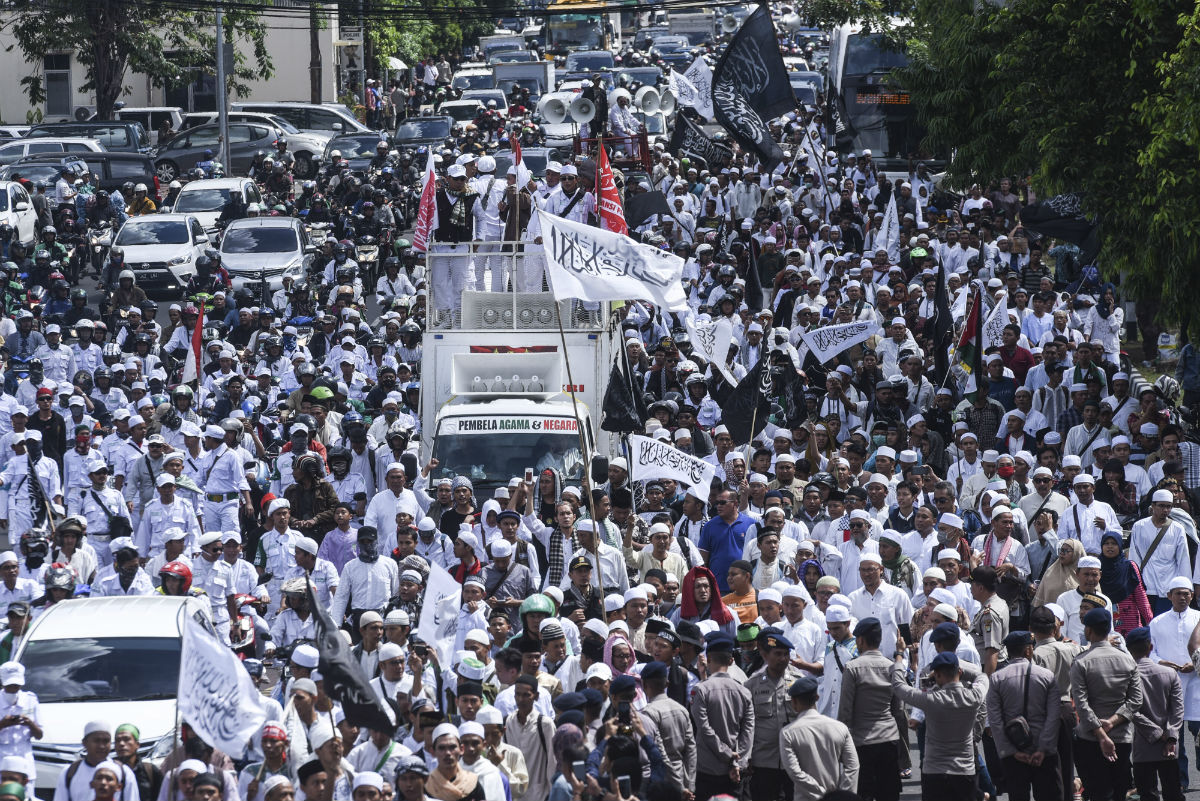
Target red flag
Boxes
[411,148,438,253]
[596,142,628,236]
[182,300,205,384]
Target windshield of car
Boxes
[395,119,452,141]
[174,188,234,212]
[21,636,181,702]
[114,220,190,246]
[221,226,299,254]
[442,104,483,123]
[328,136,388,159]
[566,52,614,71]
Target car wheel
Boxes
[156,160,179,183]
[294,153,315,180]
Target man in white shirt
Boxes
[1148,577,1200,746]
[1056,473,1120,555]
[847,553,914,657]
[1053,555,1111,643]
[1127,490,1191,612]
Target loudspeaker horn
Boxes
[634,86,661,114]
[659,88,677,115]
[721,15,739,33]
[541,96,568,125]
[569,96,596,124]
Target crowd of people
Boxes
[2,6,1200,801]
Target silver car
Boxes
[218,216,315,300]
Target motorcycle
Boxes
[356,234,380,289]
[87,222,114,274]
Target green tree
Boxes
[368,0,492,72]
[3,0,273,120]
[900,0,1200,332]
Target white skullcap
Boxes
[1077,556,1102,569]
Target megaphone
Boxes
[780,12,805,31]
[659,88,677,115]
[569,96,596,124]
[634,86,661,114]
[541,96,568,125]
[721,15,739,34]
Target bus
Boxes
[545,0,620,54]
[826,21,945,175]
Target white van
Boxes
[19,595,209,797]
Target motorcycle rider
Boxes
[322,241,359,286]
[34,226,70,266]
[43,280,72,320]
[375,257,416,305]
[127,184,156,216]
[295,181,318,212]
[264,163,293,197]
[70,318,104,375]
[273,138,295,172]
[110,270,148,319]
[195,150,219,178]
[86,190,120,228]
[369,140,394,171]
[187,250,232,297]
[162,180,183,209]
[8,312,46,361]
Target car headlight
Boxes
[167,253,192,266]
[286,259,303,275]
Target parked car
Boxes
[27,121,151,154]
[112,213,211,295]
[219,216,314,296]
[231,102,370,138]
[99,107,186,146]
[0,181,37,247]
[0,138,105,168]
[0,153,159,198]
[178,111,332,153]
[152,122,323,181]
[21,595,209,798]
[0,126,31,139]
[169,177,263,231]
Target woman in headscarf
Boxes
[1032,538,1085,608]
[1099,532,1152,634]
[669,566,737,637]
[547,723,586,801]
[798,557,825,597]
[474,498,502,547]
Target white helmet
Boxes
[168,180,181,189]
[134,183,148,192]
[118,269,135,282]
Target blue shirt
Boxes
[699,513,756,593]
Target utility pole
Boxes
[216,4,230,168]
[310,1,323,103]
[360,0,368,110]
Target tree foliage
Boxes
[369,0,493,70]
[899,0,1200,327]
[2,0,273,119]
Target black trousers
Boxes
[921,772,976,800]
[747,766,792,801]
[855,741,901,801]
[1133,758,1184,801]
[1075,739,1132,801]
[1001,754,1063,801]
[1057,714,1075,801]
[694,771,739,801]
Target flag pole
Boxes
[552,302,602,594]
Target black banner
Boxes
[723,356,774,444]
[1019,193,1100,265]
[710,4,793,171]
[600,350,648,434]
[308,580,397,732]
[667,113,734,168]
[624,190,673,231]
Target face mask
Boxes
[871,435,886,447]
[997,464,1016,479]
[358,539,379,563]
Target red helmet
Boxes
[159,561,193,593]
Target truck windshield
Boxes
[431,425,586,488]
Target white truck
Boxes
[492,60,556,98]
[420,284,616,499]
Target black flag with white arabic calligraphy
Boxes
[710,4,793,171]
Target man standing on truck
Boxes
[431,164,479,328]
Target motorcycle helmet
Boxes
[43,226,57,237]
[44,564,76,594]
[159,561,193,593]
[108,247,124,266]
[118,269,135,282]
